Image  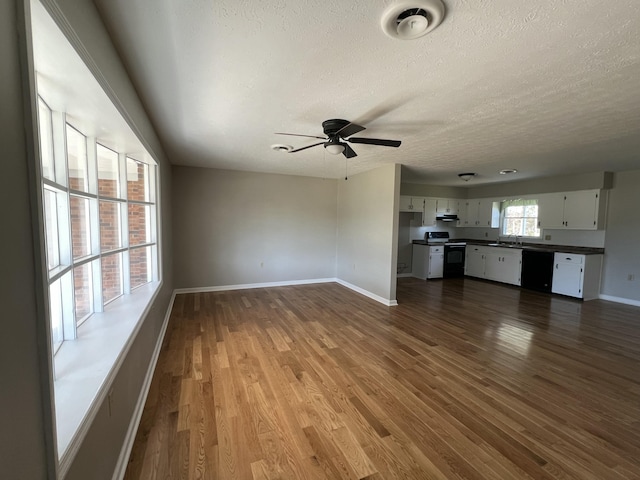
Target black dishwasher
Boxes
[521,249,554,292]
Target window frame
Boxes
[500,197,541,238]
[36,98,160,354]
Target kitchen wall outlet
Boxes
[544,235,551,241]
[485,232,488,237]
[628,274,635,281]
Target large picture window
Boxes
[501,198,540,237]
[37,97,159,356]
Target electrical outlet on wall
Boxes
[545,235,551,241]
[628,274,635,281]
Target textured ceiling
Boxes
[94,0,640,185]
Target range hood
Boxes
[436,214,459,222]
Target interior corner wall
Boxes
[0,1,50,478]
[337,163,400,303]
[172,166,338,288]
[25,1,175,479]
[601,169,640,302]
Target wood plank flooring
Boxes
[124,278,640,479]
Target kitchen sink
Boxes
[488,243,521,248]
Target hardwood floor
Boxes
[124,278,640,479]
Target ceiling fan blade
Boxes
[289,142,324,153]
[348,137,401,147]
[336,122,366,138]
[343,143,357,158]
[275,132,326,140]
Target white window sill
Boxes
[53,281,161,467]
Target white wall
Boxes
[337,164,400,304]
[601,169,640,302]
[172,166,338,288]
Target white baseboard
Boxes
[598,294,640,308]
[397,273,413,278]
[174,278,398,307]
[335,279,398,307]
[112,291,176,480]
[174,277,336,294]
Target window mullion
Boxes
[88,137,104,313]
[119,153,131,294]
[61,271,76,340]
[51,110,67,188]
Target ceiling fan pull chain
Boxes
[345,157,348,180]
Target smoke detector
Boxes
[381,0,445,40]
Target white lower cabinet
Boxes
[427,246,444,279]
[412,244,444,280]
[484,248,522,286]
[551,253,603,300]
[465,246,486,278]
[465,246,522,286]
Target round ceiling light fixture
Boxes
[458,172,476,182]
[324,141,346,155]
[499,169,518,175]
[271,144,293,153]
[381,0,445,40]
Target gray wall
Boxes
[467,171,613,199]
[2,1,174,479]
[402,171,612,200]
[601,169,640,302]
[401,182,468,198]
[172,166,338,288]
[337,164,400,303]
[0,1,51,477]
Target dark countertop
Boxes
[412,239,604,255]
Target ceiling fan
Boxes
[275,119,401,158]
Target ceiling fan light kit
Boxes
[324,142,346,155]
[381,0,445,40]
[275,118,401,159]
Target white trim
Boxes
[57,282,162,478]
[174,278,398,307]
[112,290,175,480]
[397,273,413,278]
[335,279,398,307]
[599,294,640,308]
[174,278,336,294]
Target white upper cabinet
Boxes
[399,196,425,213]
[423,198,437,226]
[538,190,607,230]
[538,193,565,229]
[435,198,458,215]
[463,199,497,227]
